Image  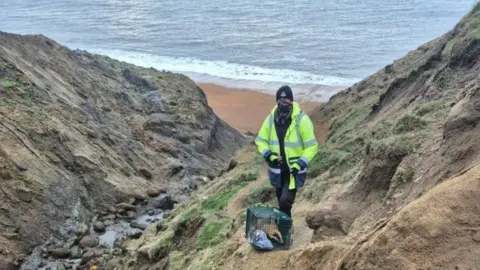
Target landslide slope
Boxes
[0,32,245,268]
[122,4,480,270]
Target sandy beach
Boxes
[198,83,321,133]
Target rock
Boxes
[79,236,99,248]
[122,68,157,92]
[163,211,171,219]
[147,188,166,197]
[127,230,142,239]
[100,214,116,221]
[93,221,106,232]
[146,218,152,223]
[15,163,28,172]
[106,258,121,270]
[80,250,96,265]
[104,220,114,227]
[227,159,238,171]
[77,223,89,236]
[56,262,66,270]
[116,202,136,211]
[108,206,117,213]
[152,196,174,210]
[130,221,148,230]
[126,211,136,219]
[16,189,32,202]
[113,248,123,256]
[473,232,480,242]
[138,168,153,180]
[70,246,82,259]
[51,247,70,259]
[147,210,155,216]
[305,207,349,242]
[128,198,136,205]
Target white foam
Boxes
[89,48,360,87]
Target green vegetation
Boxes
[309,145,353,178]
[393,114,427,134]
[237,171,258,182]
[394,167,414,185]
[414,99,450,119]
[200,183,247,213]
[2,80,19,88]
[367,134,423,158]
[328,101,373,143]
[443,3,480,57]
[379,190,387,202]
[196,220,232,250]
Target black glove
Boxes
[290,167,299,177]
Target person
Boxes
[254,85,318,218]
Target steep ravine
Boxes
[0,32,245,269]
[112,4,480,270]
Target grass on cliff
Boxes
[393,114,427,134]
[2,80,19,89]
[133,146,262,269]
[196,220,232,250]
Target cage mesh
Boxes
[245,206,293,249]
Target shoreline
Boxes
[197,83,322,133]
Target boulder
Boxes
[51,247,70,259]
[152,196,174,210]
[79,236,99,248]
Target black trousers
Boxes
[276,170,297,217]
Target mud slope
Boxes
[0,32,245,268]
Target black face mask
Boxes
[276,101,292,121]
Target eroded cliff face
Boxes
[0,32,245,268]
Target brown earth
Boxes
[199,83,321,133]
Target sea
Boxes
[0,0,477,100]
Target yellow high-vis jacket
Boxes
[255,102,318,190]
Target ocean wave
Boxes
[89,48,360,87]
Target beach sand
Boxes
[198,83,321,133]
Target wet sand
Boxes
[197,83,321,133]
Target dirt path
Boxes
[222,165,315,270]
[226,164,268,219]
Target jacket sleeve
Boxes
[296,114,318,169]
[255,115,272,160]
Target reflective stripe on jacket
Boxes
[255,102,318,189]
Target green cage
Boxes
[245,206,293,250]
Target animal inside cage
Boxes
[245,206,293,250]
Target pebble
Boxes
[56,262,66,270]
[147,188,165,197]
[70,246,82,259]
[51,248,70,259]
[93,221,106,232]
[79,236,99,248]
[115,203,136,211]
[127,211,136,219]
[130,221,147,230]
